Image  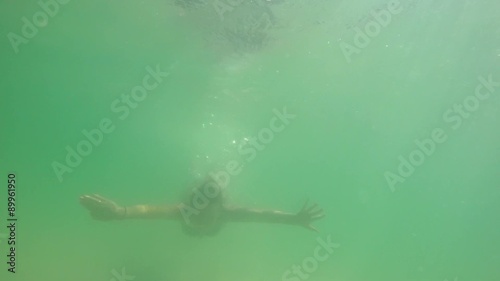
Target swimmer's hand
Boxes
[79,194,125,221]
[294,200,325,232]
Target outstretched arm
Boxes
[79,194,181,221]
[223,201,324,232]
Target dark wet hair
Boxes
[181,176,226,237]
[186,176,225,208]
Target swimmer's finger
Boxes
[92,194,111,203]
[79,195,106,210]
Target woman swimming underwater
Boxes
[79,176,324,236]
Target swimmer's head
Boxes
[181,176,226,236]
[188,176,224,207]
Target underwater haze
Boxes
[0,0,499,281]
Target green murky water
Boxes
[1,0,499,280]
